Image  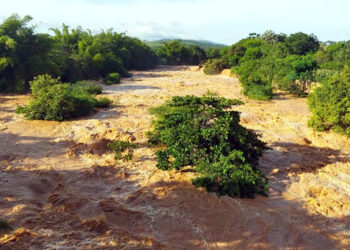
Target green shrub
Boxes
[284,32,319,55]
[275,55,318,96]
[73,80,102,95]
[0,15,57,93]
[308,68,350,136]
[312,69,338,84]
[104,72,121,85]
[108,140,138,161]
[203,58,229,75]
[19,75,98,121]
[154,40,207,65]
[219,33,322,98]
[147,95,268,198]
[206,47,221,59]
[234,59,273,100]
[316,41,350,71]
[192,151,269,197]
[95,97,111,108]
[68,84,98,113]
[23,83,77,121]
[29,74,61,94]
[15,105,26,114]
[245,84,273,100]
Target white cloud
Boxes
[1,0,350,44]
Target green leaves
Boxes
[155,40,207,65]
[0,57,13,71]
[219,32,324,99]
[148,95,268,198]
[0,14,157,92]
[73,80,102,95]
[203,58,229,75]
[308,67,350,136]
[18,75,103,121]
[103,72,121,85]
[284,32,319,55]
[0,15,54,92]
[108,140,138,161]
[230,36,320,98]
[193,151,268,198]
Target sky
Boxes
[1,0,350,45]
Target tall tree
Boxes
[0,14,54,92]
[285,32,319,55]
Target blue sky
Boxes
[1,0,350,44]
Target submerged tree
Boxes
[148,95,269,198]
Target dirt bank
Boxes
[1,66,349,249]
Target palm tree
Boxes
[261,30,279,44]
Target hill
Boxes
[145,39,228,50]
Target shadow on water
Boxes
[260,141,350,193]
[0,133,69,162]
[263,142,349,177]
[1,140,349,249]
[1,165,348,249]
[1,90,349,248]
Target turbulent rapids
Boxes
[0,66,349,249]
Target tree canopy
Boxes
[155,40,207,65]
[0,14,157,92]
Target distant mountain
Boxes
[145,39,228,50]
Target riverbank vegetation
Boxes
[16,75,109,121]
[1,14,349,135]
[0,14,157,93]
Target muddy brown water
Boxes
[0,66,349,249]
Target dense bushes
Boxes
[50,26,157,82]
[108,140,139,161]
[314,41,350,72]
[103,72,121,85]
[275,55,318,96]
[205,47,221,59]
[147,95,268,197]
[284,32,319,55]
[312,69,338,84]
[155,40,207,65]
[214,31,325,99]
[50,26,157,81]
[231,43,274,100]
[0,14,157,92]
[244,84,273,101]
[0,14,56,92]
[73,80,102,94]
[308,68,350,136]
[203,58,229,75]
[94,97,111,108]
[17,75,105,121]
